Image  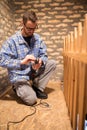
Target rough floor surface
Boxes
[0,81,72,130]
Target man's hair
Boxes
[23,11,38,25]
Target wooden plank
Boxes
[77,22,82,53]
[69,58,74,124]
[82,14,87,53]
[72,60,79,130]
[78,63,86,130]
[83,64,87,130]
[63,53,87,64]
[63,56,67,102]
[70,32,74,52]
[74,27,77,52]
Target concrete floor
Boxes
[0,81,72,130]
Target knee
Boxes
[24,95,37,106]
[16,86,37,106]
[49,60,57,70]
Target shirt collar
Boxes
[16,30,36,45]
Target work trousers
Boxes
[13,60,56,105]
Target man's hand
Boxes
[21,55,36,65]
[32,58,42,70]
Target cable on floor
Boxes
[6,99,50,130]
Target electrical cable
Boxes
[6,99,50,130]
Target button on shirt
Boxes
[0,31,48,83]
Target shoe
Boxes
[32,85,48,99]
[12,86,16,93]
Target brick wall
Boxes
[0,0,15,46]
[0,0,15,91]
[0,0,87,89]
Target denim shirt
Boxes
[0,30,48,83]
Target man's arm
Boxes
[38,39,48,65]
[0,40,21,69]
[0,39,38,71]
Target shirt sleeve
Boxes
[0,39,21,69]
[39,39,48,64]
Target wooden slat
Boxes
[70,32,74,52]
[82,14,87,53]
[74,27,77,52]
[77,22,82,53]
[72,60,79,130]
[78,63,86,130]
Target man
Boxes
[0,11,56,105]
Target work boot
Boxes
[32,85,48,99]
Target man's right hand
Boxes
[21,55,36,65]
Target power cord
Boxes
[5,99,50,130]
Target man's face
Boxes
[23,20,37,37]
